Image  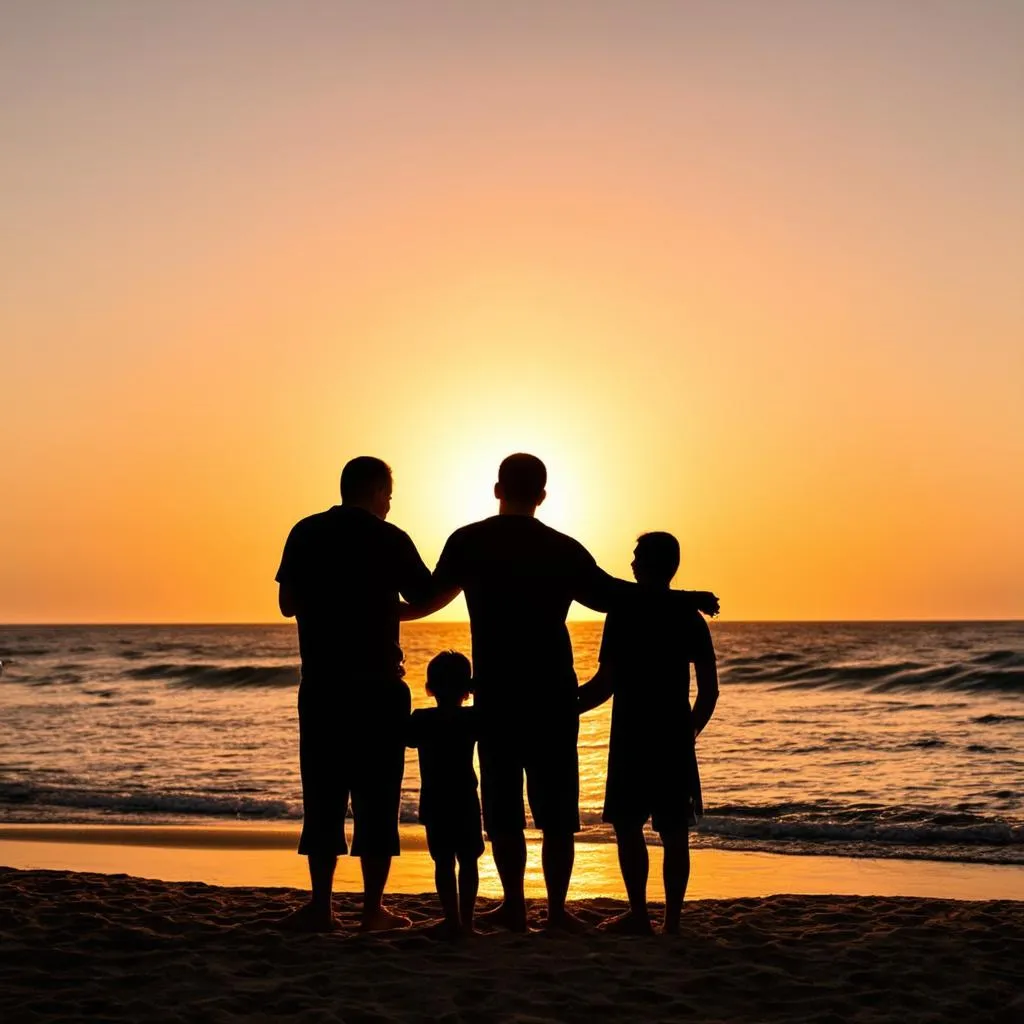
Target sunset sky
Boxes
[2,1,1021,623]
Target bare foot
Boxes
[360,906,412,933]
[420,918,462,940]
[544,909,588,934]
[598,911,653,936]
[274,902,339,933]
[661,920,681,936]
[476,902,528,933]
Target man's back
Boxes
[276,505,430,684]
[433,515,600,693]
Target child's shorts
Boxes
[602,739,702,836]
[424,814,486,863]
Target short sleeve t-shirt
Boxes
[599,589,715,739]
[408,706,479,826]
[275,505,431,686]
[432,516,604,696]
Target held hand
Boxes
[693,591,720,618]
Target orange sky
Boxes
[2,2,1022,622]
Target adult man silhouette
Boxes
[402,453,718,930]
[276,456,433,931]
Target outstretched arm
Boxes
[577,664,614,714]
[686,592,720,618]
[574,565,631,613]
[573,563,720,618]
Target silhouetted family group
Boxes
[276,454,719,937]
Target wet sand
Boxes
[2,823,1023,901]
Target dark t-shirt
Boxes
[275,505,431,687]
[408,706,479,826]
[433,515,619,700]
[599,589,715,749]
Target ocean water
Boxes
[1,622,1021,866]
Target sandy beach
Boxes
[2,865,1021,1024]
[2,827,1024,1023]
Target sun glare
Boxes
[435,424,586,534]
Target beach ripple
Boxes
[1,867,1022,1023]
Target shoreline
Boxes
[3,822,1023,901]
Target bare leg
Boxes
[617,824,649,918]
[458,855,480,933]
[598,825,652,935]
[477,832,527,931]
[434,855,460,931]
[542,831,584,931]
[661,829,690,934]
[311,853,337,916]
[360,854,410,931]
[275,853,338,931]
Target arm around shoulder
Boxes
[398,584,461,621]
[574,563,631,613]
[400,527,468,619]
[682,590,720,618]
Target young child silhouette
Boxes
[578,532,719,935]
[408,650,484,936]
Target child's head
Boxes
[631,531,680,586]
[425,650,473,706]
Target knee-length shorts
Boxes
[296,681,410,858]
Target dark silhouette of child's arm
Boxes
[406,710,422,748]
[692,656,719,738]
[577,665,614,714]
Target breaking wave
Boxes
[0,780,300,820]
[720,648,1024,694]
[121,663,299,688]
[577,800,1024,864]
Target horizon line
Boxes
[2,619,1021,628]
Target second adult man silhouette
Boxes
[277,456,433,931]
[403,453,717,930]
